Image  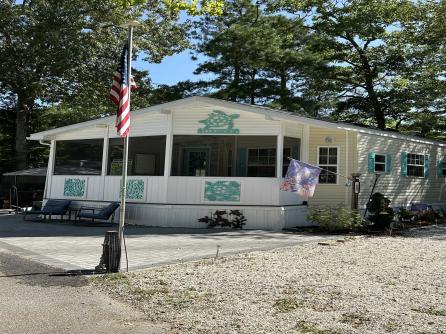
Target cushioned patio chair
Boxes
[75,202,120,224]
[23,199,71,222]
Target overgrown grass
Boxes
[296,321,339,334]
[340,312,370,327]
[413,307,446,317]
[273,298,303,312]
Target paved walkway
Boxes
[0,214,334,271]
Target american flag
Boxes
[110,43,137,138]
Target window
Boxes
[374,154,386,172]
[318,147,338,184]
[247,148,276,177]
[282,137,300,177]
[407,153,424,177]
[54,139,103,175]
[171,136,300,178]
[171,135,282,177]
[107,136,165,176]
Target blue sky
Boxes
[134,50,207,86]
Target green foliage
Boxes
[198,209,246,228]
[113,0,224,15]
[2,0,446,172]
[193,0,324,111]
[307,206,366,233]
[0,0,189,170]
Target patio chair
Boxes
[23,199,71,222]
[75,202,120,224]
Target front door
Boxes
[182,148,210,176]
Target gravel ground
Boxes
[0,251,167,334]
[93,225,446,334]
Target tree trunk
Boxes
[279,70,288,108]
[345,35,386,130]
[250,69,256,105]
[364,74,385,130]
[15,94,33,170]
[231,65,240,102]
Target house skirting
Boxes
[65,201,311,230]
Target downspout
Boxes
[39,140,51,147]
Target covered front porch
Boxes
[32,97,320,229]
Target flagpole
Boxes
[118,20,139,271]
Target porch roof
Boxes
[28,96,446,147]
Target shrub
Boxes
[198,210,247,229]
[307,206,366,233]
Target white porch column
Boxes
[163,110,173,202]
[100,126,110,201]
[276,124,284,178]
[301,124,310,163]
[44,139,56,199]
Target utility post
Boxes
[351,173,361,210]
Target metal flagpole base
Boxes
[96,231,121,273]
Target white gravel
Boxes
[94,225,446,334]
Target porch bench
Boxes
[75,202,120,224]
[23,199,71,222]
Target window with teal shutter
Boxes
[367,152,375,172]
[401,152,407,176]
[437,160,445,176]
[386,154,392,174]
[424,154,430,177]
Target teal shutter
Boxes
[386,154,392,174]
[236,148,247,177]
[401,152,407,177]
[437,160,445,177]
[424,154,430,177]
[367,152,375,173]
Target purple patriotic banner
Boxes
[280,159,321,197]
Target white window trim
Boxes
[374,153,387,173]
[406,152,425,178]
[317,145,339,185]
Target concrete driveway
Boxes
[0,213,334,271]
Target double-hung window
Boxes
[318,147,338,184]
[442,161,446,176]
[374,154,386,172]
[407,153,425,177]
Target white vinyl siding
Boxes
[358,133,446,207]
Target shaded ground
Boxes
[0,251,167,334]
[94,225,446,334]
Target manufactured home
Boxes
[29,97,446,230]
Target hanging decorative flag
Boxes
[280,159,321,197]
[110,43,137,138]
